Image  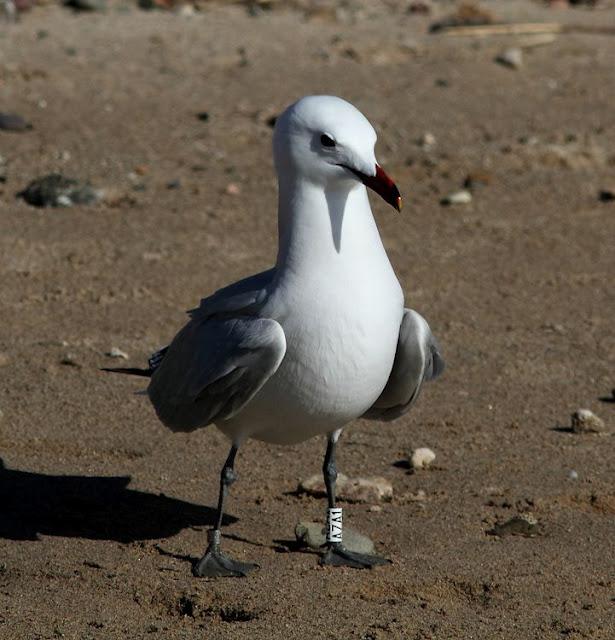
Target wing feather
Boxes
[148,315,286,432]
[363,309,444,422]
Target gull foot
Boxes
[320,544,391,569]
[192,545,258,578]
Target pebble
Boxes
[299,473,393,503]
[60,353,81,367]
[464,171,492,191]
[0,353,9,367]
[64,0,107,10]
[440,189,472,206]
[418,132,436,149]
[0,112,32,132]
[410,447,436,470]
[598,189,614,202]
[568,470,579,481]
[18,174,100,208]
[570,409,606,434]
[295,522,375,554]
[496,47,523,70]
[196,111,210,122]
[106,347,129,360]
[225,183,241,196]
[491,514,540,537]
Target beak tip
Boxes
[396,196,403,212]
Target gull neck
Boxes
[275,173,385,276]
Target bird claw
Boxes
[192,545,258,578]
[319,543,391,569]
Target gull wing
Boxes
[147,268,285,432]
[362,309,444,422]
[148,315,286,433]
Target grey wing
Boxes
[147,315,286,433]
[363,309,444,422]
[188,268,275,320]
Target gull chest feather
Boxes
[223,266,403,445]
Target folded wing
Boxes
[363,309,444,422]
[147,268,285,432]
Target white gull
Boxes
[106,95,444,576]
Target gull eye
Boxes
[320,134,336,148]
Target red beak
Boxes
[347,164,403,212]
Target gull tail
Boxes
[100,346,168,379]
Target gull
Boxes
[105,95,444,577]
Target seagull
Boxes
[104,95,444,577]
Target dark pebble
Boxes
[0,113,32,132]
[63,0,107,11]
[18,174,99,208]
[196,112,210,122]
[599,189,614,202]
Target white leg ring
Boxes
[327,507,343,544]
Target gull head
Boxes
[273,95,402,212]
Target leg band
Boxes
[327,507,343,543]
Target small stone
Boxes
[18,174,100,208]
[175,3,194,16]
[410,447,436,470]
[0,353,9,367]
[598,189,615,202]
[418,132,436,149]
[64,0,107,10]
[490,513,540,537]
[408,1,431,14]
[368,505,382,512]
[570,409,606,434]
[299,473,393,503]
[60,353,81,367]
[295,521,375,554]
[225,183,240,196]
[440,189,472,206]
[464,171,492,191]
[106,347,129,360]
[0,113,32,132]
[166,179,181,190]
[568,470,579,481]
[196,111,210,122]
[496,47,523,69]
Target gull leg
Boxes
[320,430,390,569]
[193,444,258,578]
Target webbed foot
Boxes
[192,544,258,578]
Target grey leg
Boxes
[192,445,258,578]
[320,430,391,569]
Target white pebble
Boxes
[496,47,523,70]
[441,190,472,206]
[107,347,129,359]
[571,409,605,434]
[410,447,436,470]
[418,132,436,149]
[568,470,578,481]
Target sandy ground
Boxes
[1,1,614,638]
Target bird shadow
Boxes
[0,458,235,542]
[550,425,575,434]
